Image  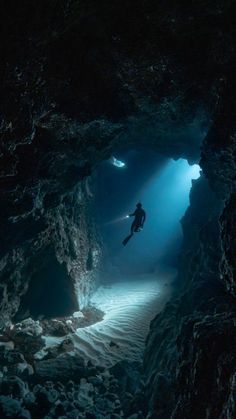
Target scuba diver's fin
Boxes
[122,233,133,246]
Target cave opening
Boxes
[94,148,201,278]
[11,147,203,353]
[71,148,202,366]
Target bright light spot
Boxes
[188,163,201,180]
[110,156,126,168]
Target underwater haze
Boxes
[94,149,200,275]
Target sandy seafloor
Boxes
[69,272,174,367]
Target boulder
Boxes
[0,395,31,419]
[0,376,29,398]
[34,354,86,382]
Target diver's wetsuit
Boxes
[130,208,146,234]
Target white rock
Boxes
[17,362,34,376]
[34,348,48,360]
[73,311,84,319]
[15,318,43,336]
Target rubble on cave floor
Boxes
[0,342,146,418]
[0,307,101,364]
[0,308,145,418]
[0,275,173,418]
[0,319,145,419]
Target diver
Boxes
[122,203,146,246]
[129,202,146,234]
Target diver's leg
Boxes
[134,223,141,232]
[131,220,136,234]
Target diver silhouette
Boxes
[122,203,146,246]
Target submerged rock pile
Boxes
[0,313,104,360]
[0,342,145,419]
[0,317,148,418]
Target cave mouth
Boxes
[93,148,201,278]
[70,148,201,366]
[14,247,78,322]
[13,148,200,337]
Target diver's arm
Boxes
[129,210,136,217]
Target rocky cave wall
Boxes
[0,178,102,327]
[46,180,102,310]
[143,108,236,418]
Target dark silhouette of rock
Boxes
[0,395,31,419]
[34,354,86,382]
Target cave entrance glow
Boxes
[94,149,201,277]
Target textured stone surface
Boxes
[0,344,142,419]
[0,181,102,327]
[143,156,236,418]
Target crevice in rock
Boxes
[14,247,78,321]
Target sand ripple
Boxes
[72,274,172,367]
